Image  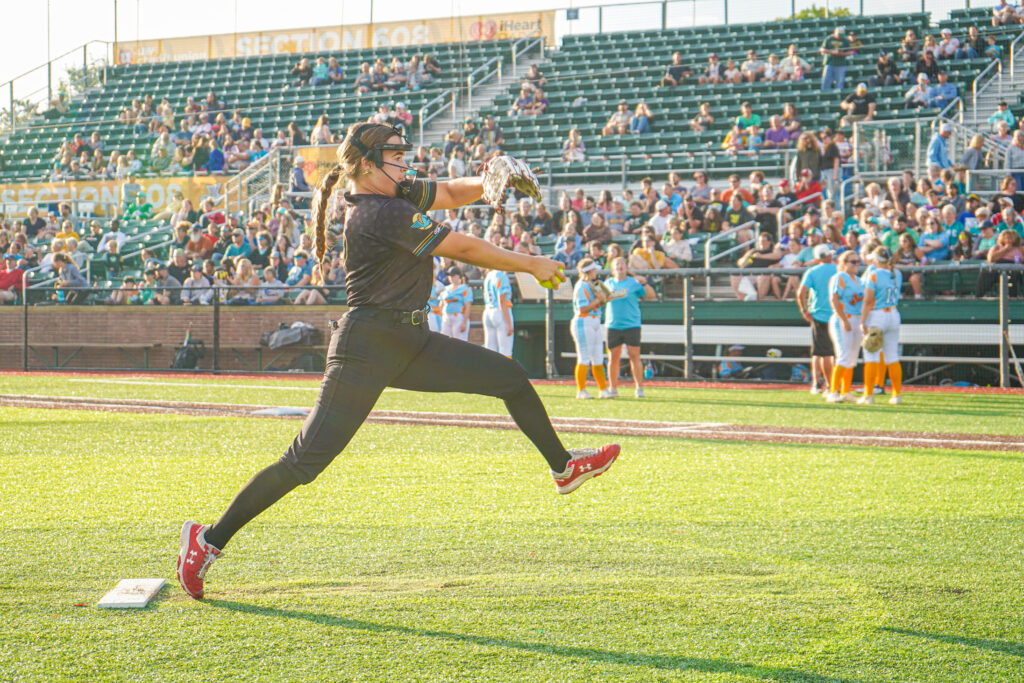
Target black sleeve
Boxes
[399,179,438,212]
[375,198,450,257]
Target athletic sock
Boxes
[830,366,843,394]
[887,362,903,395]
[842,367,854,395]
[205,460,303,550]
[862,362,877,396]
[592,365,608,391]
[503,382,571,473]
[574,364,588,392]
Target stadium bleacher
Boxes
[0,40,515,183]
[483,12,1002,181]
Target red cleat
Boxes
[176,521,221,600]
[552,444,621,494]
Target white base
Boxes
[97,578,167,609]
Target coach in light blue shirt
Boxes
[927,123,953,169]
[796,245,837,393]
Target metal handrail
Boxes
[704,219,758,269]
[511,34,545,75]
[972,58,1001,122]
[417,89,458,147]
[466,56,504,112]
[224,146,281,213]
[1010,29,1024,80]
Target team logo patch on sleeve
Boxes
[410,213,432,230]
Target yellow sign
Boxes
[293,146,341,188]
[114,11,554,64]
[0,176,223,217]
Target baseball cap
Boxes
[800,168,813,177]
[939,123,953,133]
[813,244,834,259]
[232,228,244,236]
[835,26,845,33]
[445,266,464,277]
[778,179,790,187]
[293,155,305,165]
[941,27,952,34]
[190,223,203,232]
[728,344,745,352]
[655,200,669,210]
[4,253,20,260]
[856,82,867,91]
[396,101,406,109]
[190,263,202,271]
[967,193,981,201]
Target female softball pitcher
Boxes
[858,246,903,405]
[176,123,620,600]
[571,258,613,399]
[826,250,864,403]
[482,267,514,357]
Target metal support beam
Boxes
[545,287,556,379]
[683,274,693,380]
[999,272,1010,387]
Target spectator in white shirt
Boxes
[181,264,214,305]
[937,28,960,59]
[97,218,128,253]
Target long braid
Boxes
[312,163,343,272]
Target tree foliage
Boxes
[779,5,854,20]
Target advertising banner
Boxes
[115,11,553,65]
[0,176,223,217]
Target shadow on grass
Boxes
[208,599,861,681]
[880,627,1024,658]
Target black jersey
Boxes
[341,191,449,310]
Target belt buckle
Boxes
[409,308,426,326]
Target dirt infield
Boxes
[3,393,1021,453]
[2,370,1022,394]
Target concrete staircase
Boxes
[967,41,1024,128]
[418,46,549,149]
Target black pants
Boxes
[281,307,568,482]
[205,307,570,550]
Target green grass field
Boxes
[1,376,1023,680]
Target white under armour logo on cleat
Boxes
[187,549,198,564]
[579,464,592,472]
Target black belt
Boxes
[338,306,430,327]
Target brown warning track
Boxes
[2,393,1021,453]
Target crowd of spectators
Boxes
[2,155,1024,306]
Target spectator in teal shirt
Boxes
[224,229,252,260]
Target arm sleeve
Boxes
[375,198,451,258]
[399,179,438,212]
